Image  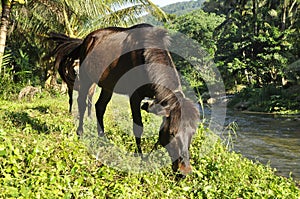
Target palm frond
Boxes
[0,53,12,75]
[75,1,168,37]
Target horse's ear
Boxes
[141,100,170,117]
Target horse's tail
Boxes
[48,33,83,87]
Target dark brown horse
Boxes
[50,23,199,176]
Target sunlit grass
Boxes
[0,93,299,198]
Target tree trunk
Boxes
[281,0,287,30]
[288,0,298,28]
[252,0,258,36]
[0,1,13,75]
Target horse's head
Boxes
[143,97,199,177]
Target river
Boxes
[203,106,300,181]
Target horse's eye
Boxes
[170,132,175,138]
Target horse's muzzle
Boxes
[178,162,192,176]
[172,159,193,177]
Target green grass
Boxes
[0,94,299,198]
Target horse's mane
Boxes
[170,98,200,134]
[142,27,177,102]
[141,26,199,133]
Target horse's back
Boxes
[79,23,170,95]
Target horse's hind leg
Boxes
[130,93,144,157]
[95,89,112,137]
[67,85,73,113]
[87,83,96,117]
[76,80,93,137]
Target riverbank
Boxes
[227,85,300,114]
[0,94,299,198]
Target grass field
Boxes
[0,92,299,198]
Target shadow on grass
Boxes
[30,105,51,114]
[4,111,50,133]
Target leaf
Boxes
[0,143,6,156]
[0,149,6,156]
[6,187,19,197]
[268,9,278,17]
[182,186,192,191]
[15,0,26,4]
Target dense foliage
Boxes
[205,0,300,88]
[165,1,300,112]
[167,9,225,56]
[0,95,299,198]
[164,9,225,95]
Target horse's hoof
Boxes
[76,129,83,137]
[98,131,105,137]
[134,152,143,160]
[142,156,149,162]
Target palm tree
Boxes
[24,0,167,37]
[0,0,25,75]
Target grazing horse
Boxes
[50,23,199,176]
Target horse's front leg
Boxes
[130,93,144,158]
[95,89,112,137]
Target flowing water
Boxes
[203,107,300,181]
